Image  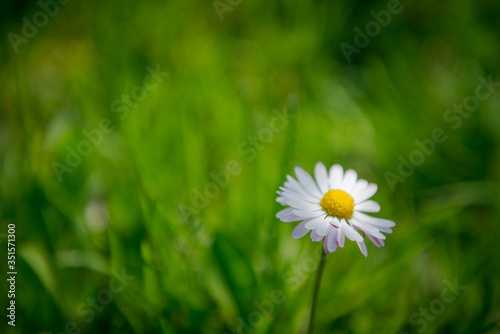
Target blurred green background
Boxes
[1,0,500,333]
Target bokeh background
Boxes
[1,0,500,333]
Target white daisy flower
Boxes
[276,162,395,257]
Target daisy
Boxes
[276,162,395,256]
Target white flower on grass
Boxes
[276,162,395,256]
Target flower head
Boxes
[276,162,395,256]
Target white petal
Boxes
[329,216,341,228]
[276,207,293,219]
[287,200,322,211]
[337,226,345,247]
[314,162,330,194]
[328,164,344,189]
[327,228,339,252]
[366,230,385,240]
[350,218,386,239]
[305,216,326,229]
[354,183,378,203]
[281,189,318,204]
[295,167,323,199]
[316,221,331,237]
[284,177,319,202]
[351,179,368,200]
[276,207,302,223]
[349,217,377,232]
[355,200,381,213]
[323,236,330,253]
[368,235,385,247]
[276,196,287,205]
[357,241,368,257]
[310,230,323,242]
[341,169,358,193]
[286,175,307,194]
[378,226,393,234]
[293,209,324,219]
[341,220,363,242]
[354,212,396,228]
[292,220,310,239]
[281,213,302,223]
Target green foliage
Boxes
[1,0,499,333]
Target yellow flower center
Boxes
[320,189,355,220]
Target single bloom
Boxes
[276,162,395,256]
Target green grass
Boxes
[1,0,500,333]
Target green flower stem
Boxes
[307,250,328,334]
